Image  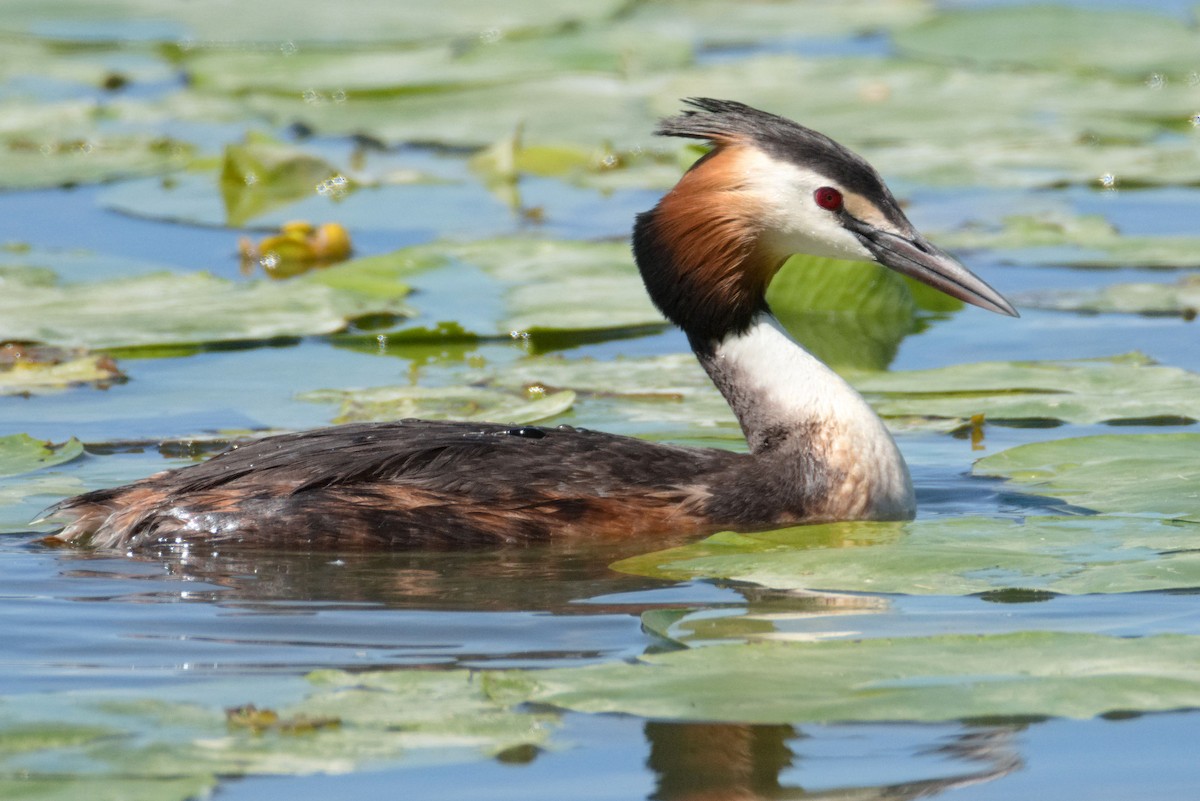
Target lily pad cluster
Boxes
[4,0,1200,795]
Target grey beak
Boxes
[846,220,1019,318]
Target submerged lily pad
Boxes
[0,257,414,349]
[0,434,83,478]
[519,632,1200,723]
[895,5,1200,78]
[613,514,1200,596]
[974,433,1200,521]
[1019,276,1200,317]
[299,385,576,425]
[854,353,1200,425]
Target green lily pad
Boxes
[0,257,414,349]
[768,257,934,371]
[239,74,659,151]
[613,514,1200,595]
[477,352,737,436]
[974,433,1200,521]
[0,434,83,478]
[219,135,342,226]
[184,23,691,95]
[392,238,665,335]
[1019,276,1200,317]
[299,385,576,425]
[655,54,1200,188]
[938,213,1200,270]
[895,5,1200,78]
[626,0,934,46]
[0,117,193,190]
[854,353,1200,425]
[0,0,630,44]
[0,671,555,796]
[518,632,1200,723]
[0,351,124,395]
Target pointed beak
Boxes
[845,219,1018,317]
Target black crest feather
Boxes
[655,98,895,205]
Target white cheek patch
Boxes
[737,151,875,263]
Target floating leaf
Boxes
[853,353,1200,425]
[768,257,927,371]
[627,0,933,46]
[0,346,124,395]
[895,5,1200,78]
[655,54,1200,188]
[184,23,691,95]
[402,238,664,335]
[0,117,193,190]
[974,433,1200,521]
[299,385,576,425]
[0,257,414,349]
[0,434,83,478]
[477,352,736,436]
[613,514,1200,596]
[519,632,1200,723]
[239,74,659,151]
[0,670,555,794]
[938,213,1200,270]
[1018,276,1200,317]
[0,0,630,44]
[219,136,342,226]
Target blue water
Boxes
[4,2,1200,798]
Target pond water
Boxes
[3,1,1200,799]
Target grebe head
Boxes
[633,98,1017,345]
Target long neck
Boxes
[698,311,915,520]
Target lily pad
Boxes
[0,349,124,395]
[299,385,576,425]
[518,632,1200,723]
[0,434,84,478]
[0,670,555,795]
[0,0,630,45]
[895,5,1200,78]
[626,0,934,46]
[183,23,692,95]
[0,120,193,190]
[854,353,1200,425]
[394,238,665,335]
[239,74,660,151]
[938,213,1200,270]
[612,514,1200,595]
[1018,276,1200,317]
[655,54,1200,188]
[768,257,933,371]
[974,433,1200,521]
[478,352,737,435]
[219,135,342,226]
[0,257,414,349]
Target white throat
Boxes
[701,313,915,520]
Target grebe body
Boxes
[42,99,1015,550]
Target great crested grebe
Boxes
[41,99,1016,550]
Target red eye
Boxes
[814,186,843,211]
